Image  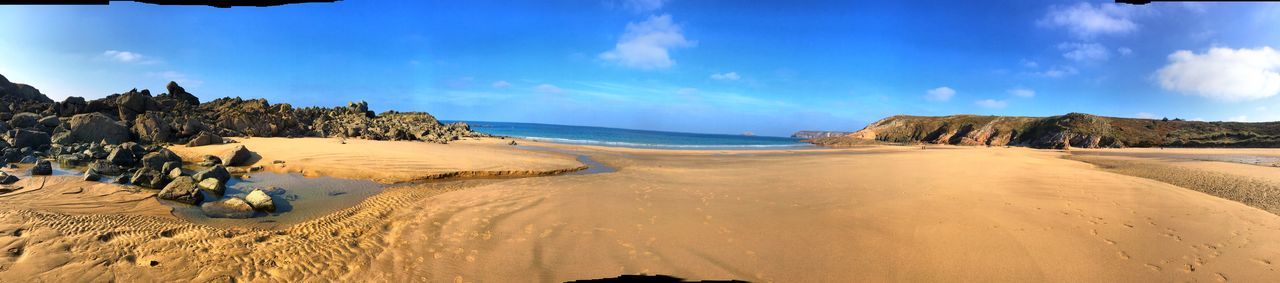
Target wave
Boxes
[518,136,814,149]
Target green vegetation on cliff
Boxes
[810,113,1280,148]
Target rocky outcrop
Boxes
[811,113,1280,149]
[220,145,252,166]
[0,74,53,103]
[30,160,52,175]
[197,177,224,196]
[185,131,222,147]
[61,113,130,144]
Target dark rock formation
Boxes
[30,160,52,175]
[186,131,222,147]
[220,145,252,166]
[193,165,231,184]
[61,113,130,144]
[158,176,202,205]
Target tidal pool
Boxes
[168,172,386,230]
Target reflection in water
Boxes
[168,172,386,230]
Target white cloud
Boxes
[534,84,563,94]
[1190,117,1206,121]
[924,87,955,102]
[1007,88,1036,98]
[616,0,667,13]
[101,50,156,64]
[492,80,511,89]
[1229,115,1249,122]
[1117,47,1133,56]
[1034,66,1078,78]
[1135,112,1157,119]
[1155,46,1280,101]
[1059,42,1111,62]
[710,71,740,81]
[975,99,1008,109]
[598,14,695,70]
[675,87,698,95]
[1039,3,1138,39]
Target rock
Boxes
[192,165,231,184]
[63,113,130,144]
[197,155,221,167]
[116,89,156,121]
[244,189,275,212]
[0,173,18,184]
[0,149,18,163]
[114,175,128,184]
[106,147,135,166]
[167,167,183,180]
[56,96,88,117]
[157,176,201,205]
[83,169,102,181]
[88,160,122,176]
[140,149,181,171]
[7,129,49,149]
[129,168,166,189]
[55,154,83,167]
[185,131,223,147]
[200,197,255,218]
[29,160,51,175]
[37,116,59,128]
[17,155,36,164]
[161,161,182,175]
[197,177,224,196]
[164,81,200,105]
[132,112,172,144]
[220,145,252,166]
[8,112,38,128]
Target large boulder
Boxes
[157,176,201,205]
[197,177,224,196]
[200,197,254,218]
[220,145,252,166]
[37,116,59,128]
[0,173,19,184]
[192,165,231,184]
[106,147,136,166]
[8,112,39,128]
[116,89,156,121]
[87,160,122,176]
[56,96,88,117]
[129,168,166,189]
[132,112,172,143]
[244,189,275,212]
[185,131,223,147]
[64,113,130,144]
[7,129,49,149]
[139,149,181,171]
[29,160,51,175]
[164,81,199,105]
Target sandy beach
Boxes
[2,138,1279,282]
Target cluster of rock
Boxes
[0,73,481,218]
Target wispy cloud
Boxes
[101,50,159,64]
[1031,66,1078,78]
[1007,87,1035,98]
[1039,3,1138,39]
[491,80,511,89]
[598,14,696,70]
[612,0,668,13]
[710,71,740,81]
[924,86,955,102]
[1059,42,1110,62]
[1156,46,1280,101]
[534,83,563,94]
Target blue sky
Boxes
[2,1,1279,136]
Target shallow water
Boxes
[515,145,616,175]
[459,120,813,149]
[168,172,386,229]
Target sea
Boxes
[451,121,813,150]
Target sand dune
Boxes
[2,139,1279,281]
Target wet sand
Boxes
[2,139,1280,281]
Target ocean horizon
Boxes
[451,120,813,149]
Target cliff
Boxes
[809,113,1280,149]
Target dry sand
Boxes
[2,139,1279,282]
